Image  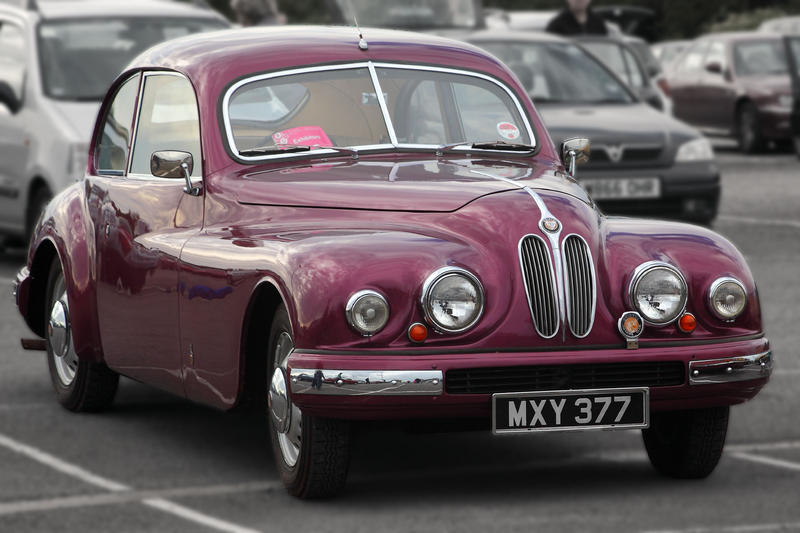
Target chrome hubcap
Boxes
[271,331,302,467]
[48,276,78,386]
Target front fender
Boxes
[25,180,102,362]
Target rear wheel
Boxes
[642,406,729,479]
[737,102,763,154]
[45,256,118,412]
[267,304,350,498]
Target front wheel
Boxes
[267,304,350,498]
[642,406,729,479]
[45,257,119,411]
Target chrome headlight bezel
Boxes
[628,261,688,326]
[708,277,747,321]
[421,267,485,334]
[345,290,390,337]
[675,137,714,163]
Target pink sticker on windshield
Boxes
[496,122,520,141]
[272,126,332,147]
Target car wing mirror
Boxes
[0,81,21,114]
[151,151,202,196]
[561,138,590,177]
[705,61,723,75]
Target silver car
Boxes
[0,0,228,242]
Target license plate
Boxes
[492,388,649,435]
[580,178,661,200]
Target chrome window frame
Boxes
[127,70,203,182]
[220,61,537,163]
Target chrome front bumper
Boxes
[290,369,443,396]
[689,351,773,385]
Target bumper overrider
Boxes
[287,337,772,420]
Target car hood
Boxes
[49,100,101,143]
[537,102,696,148]
[229,157,589,212]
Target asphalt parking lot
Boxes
[0,146,798,533]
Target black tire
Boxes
[45,256,118,412]
[642,406,729,479]
[26,186,51,242]
[267,304,350,498]
[737,102,763,154]
[793,135,800,159]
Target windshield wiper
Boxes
[238,144,360,158]
[438,140,535,153]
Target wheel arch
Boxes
[236,276,294,409]
[26,237,59,338]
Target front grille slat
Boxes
[519,236,559,338]
[446,362,685,394]
[563,235,595,338]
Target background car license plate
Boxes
[580,178,661,200]
[493,388,649,434]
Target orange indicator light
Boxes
[408,323,428,343]
[678,313,697,333]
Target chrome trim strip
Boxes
[220,61,536,162]
[345,290,389,337]
[562,233,597,338]
[708,276,747,322]
[290,369,443,396]
[628,260,688,326]
[518,234,560,339]
[689,351,773,385]
[420,267,485,334]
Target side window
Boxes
[705,41,727,72]
[404,81,446,144]
[95,75,139,175]
[0,21,26,103]
[679,41,710,73]
[130,74,202,177]
[621,48,645,88]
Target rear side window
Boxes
[129,74,202,177]
[0,21,26,103]
[95,75,139,175]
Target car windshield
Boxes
[478,41,634,105]
[580,40,646,89]
[38,17,228,101]
[224,64,533,159]
[733,40,788,77]
[332,0,479,29]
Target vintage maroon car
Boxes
[14,27,771,498]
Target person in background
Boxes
[231,0,287,26]
[546,0,608,36]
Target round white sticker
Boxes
[496,122,520,141]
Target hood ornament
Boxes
[541,217,560,233]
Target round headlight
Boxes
[709,277,747,321]
[346,290,389,336]
[630,262,688,325]
[422,268,484,333]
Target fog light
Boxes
[408,323,428,343]
[678,312,696,333]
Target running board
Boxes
[21,338,46,351]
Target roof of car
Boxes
[698,31,783,42]
[127,26,516,87]
[0,0,226,20]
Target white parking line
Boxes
[0,481,279,516]
[0,431,263,533]
[644,521,800,533]
[730,452,800,472]
[717,214,800,229]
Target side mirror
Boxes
[705,61,723,74]
[561,138,590,177]
[151,150,201,196]
[0,81,21,114]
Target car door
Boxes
[669,40,710,125]
[88,71,204,395]
[0,19,30,231]
[697,40,736,131]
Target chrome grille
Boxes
[519,235,559,338]
[563,235,596,337]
